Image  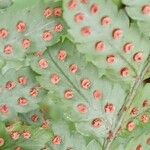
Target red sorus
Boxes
[92,118,103,128]
[6,81,16,90]
[141,114,149,123]
[52,135,62,145]
[81,26,92,37]
[136,144,143,150]
[106,55,116,64]
[0,104,9,114]
[57,50,67,61]
[142,5,150,15]
[101,16,112,26]
[130,107,139,116]
[0,138,4,147]
[0,28,8,39]
[15,147,23,150]
[81,79,91,89]
[80,0,88,4]
[18,76,28,86]
[43,8,53,18]
[104,103,115,113]
[55,24,63,32]
[18,97,29,106]
[77,103,88,114]
[95,41,106,52]
[127,121,136,132]
[146,138,150,145]
[4,45,13,55]
[68,0,77,10]
[31,114,39,122]
[50,74,61,85]
[123,42,134,53]
[113,29,123,40]
[69,64,79,74]
[11,131,20,140]
[16,22,27,32]
[38,58,49,69]
[22,39,31,49]
[133,52,143,63]
[42,31,53,42]
[30,88,39,97]
[120,67,129,77]
[64,90,74,100]
[90,4,100,14]
[22,131,31,139]
[143,100,149,107]
[54,7,62,17]
[93,90,103,100]
[74,12,85,23]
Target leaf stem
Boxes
[103,55,150,150]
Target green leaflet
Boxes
[0,0,149,149]
[122,0,150,37]
[63,0,150,84]
[124,127,150,150]
[46,121,102,150]
[122,0,150,6]
[137,21,150,37]
[18,109,45,127]
[77,25,150,85]
[0,122,52,150]
[30,39,126,139]
[111,119,150,150]
[110,83,150,149]
[49,121,87,150]
[63,0,129,43]
[0,0,13,9]
[0,67,46,121]
[120,83,150,130]
[128,83,150,114]
[1,60,24,74]
[125,3,150,21]
[38,98,103,150]
[0,0,66,61]
[86,140,102,150]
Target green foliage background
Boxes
[0,0,150,150]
